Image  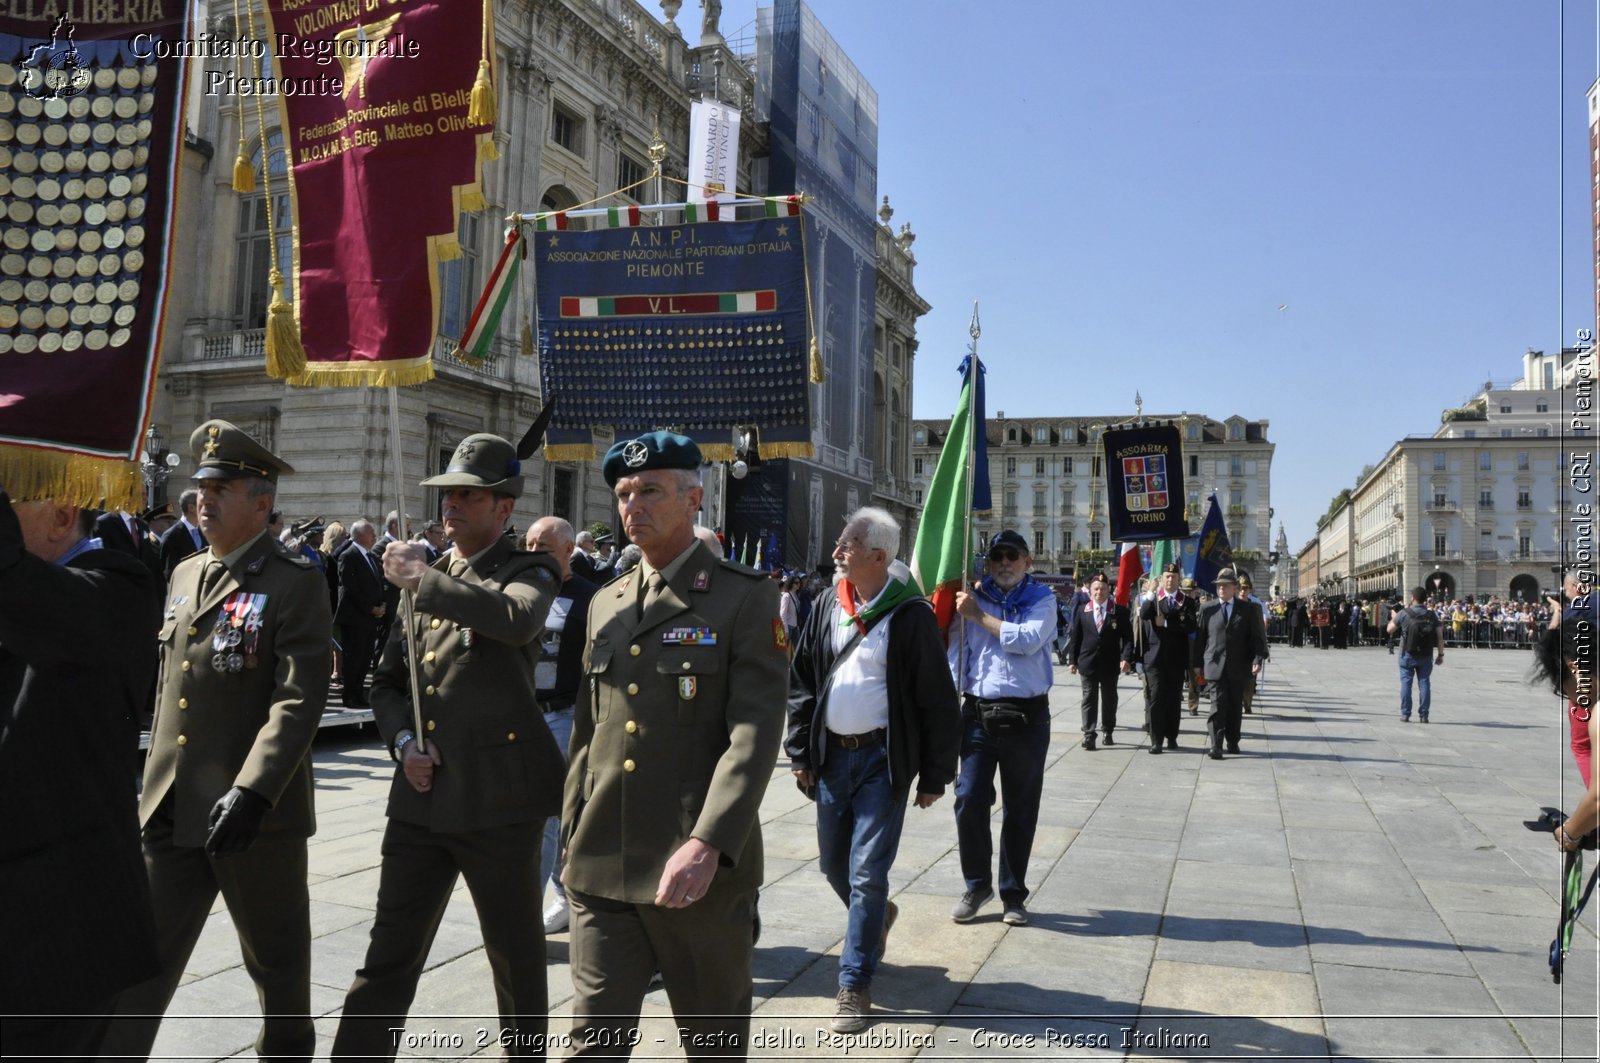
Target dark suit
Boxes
[563,542,788,1058]
[1192,596,1269,752]
[332,540,563,1059]
[159,519,205,581]
[107,531,330,1060]
[1140,593,1194,746]
[95,510,146,555]
[0,501,161,1058]
[1065,599,1136,739]
[336,544,386,706]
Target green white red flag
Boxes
[909,355,989,633]
[450,225,524,363]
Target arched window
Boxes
[232,130,292,328]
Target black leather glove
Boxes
[205,786,271,857]
[0,492,24,571]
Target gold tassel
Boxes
[232,139,254,193]
[462,189,487,213]
[808,336,825,384]
[437,237,463,263]
[480,136,500,162]
[468,60,496,126]
[263,269,306,379]
[520,320,533,356]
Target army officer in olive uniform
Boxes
[106,421,330,1061]
[563,432,788,1059]
[331,433,565,1059]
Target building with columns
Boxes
[145,0,924,550]
[1298,346,1587,604]
[909,412,1275,578]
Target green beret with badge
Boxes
[601,431,703,487]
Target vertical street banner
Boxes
[1101,423,1190,542]
[0,6,194,508]
[533,214,813,461]
[688,97,740,201]
[259,0,497,386]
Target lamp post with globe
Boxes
[140,423,180,510]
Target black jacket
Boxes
[0,498,161,1011]
[1192,598,1269,681]
[1140,593,1195,672]
[336,544,386,626]
[159,519,205,580]
[1065,600,1136,676]
[785,591,961,797]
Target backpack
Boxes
[1402,606,1438,656]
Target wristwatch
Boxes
[394,731,416,761]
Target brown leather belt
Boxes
[828,729,885,750]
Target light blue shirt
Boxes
[948,577,1056,699]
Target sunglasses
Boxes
[988,549,1022,562]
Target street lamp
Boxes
[139,423,180,510]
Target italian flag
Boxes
[909,355,985,634]
[1115,540,1143,608]
[533,211,568,231]
[764,196,802,217]
[450,225,524,363]
[683,200,731,223]
[604,204,643,228]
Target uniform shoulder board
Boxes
[268,540,314,569]
[716,557,769,580]
[507,550,560,585]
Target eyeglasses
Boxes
[834,538,867,554]
[988,549,1022,562]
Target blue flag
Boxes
[961,354,992,512]
[1191,494,1234,594]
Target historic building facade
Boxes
[1299,346,1587,603]
[146,0,923,545]
[909,412,1275,578]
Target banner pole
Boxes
[957,303,981,684]
[385,386,429,754]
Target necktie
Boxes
[200,559,225,599]
[1224,604,1232,626]
[449,557,468,578]
[1095,606,1104,631]
[191,525,202,550]
[639,571,665,619]
[368,550,382,581]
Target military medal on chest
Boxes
[212,592,268,673]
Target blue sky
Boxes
[718,0,1598,551]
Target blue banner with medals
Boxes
[532,216,812,462]
[1101,424,1189,542]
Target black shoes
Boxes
[1227,743,1241,754]
[1166,738,1178,750]
[1148,743,1163,755]
[1083,734,1096,751]
[1208,748,1224,760]
[1102,733,1115,747]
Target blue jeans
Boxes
[1398,654,1433,719]
[815,738,907,990]
[953,703,1051,907]
[540,706,575,902]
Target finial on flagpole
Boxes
[1135,391,1143,420]
[969,301,981,343]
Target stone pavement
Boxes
[148,643,1598,1061]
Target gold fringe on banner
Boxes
[289,360,436,389]
[462,189,487,213]
[543,443,596,463]
[0,444,143,511]
[437,237,463,262]
[480,136,500,162]
[264,269,307,379]
[759,441,815,460]
[698,443,736,464]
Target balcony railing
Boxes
[1425,499,1458,512]
[201,328,266,363]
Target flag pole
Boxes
[957,302,981,685]
[385,386,429,753]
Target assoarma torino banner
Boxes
[534,216,812,462]
[1101,423,1191,543]
[261,0,494,386]
[0,4,192,510]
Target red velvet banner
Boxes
[0,6,192,508]
[261,0,495,386]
